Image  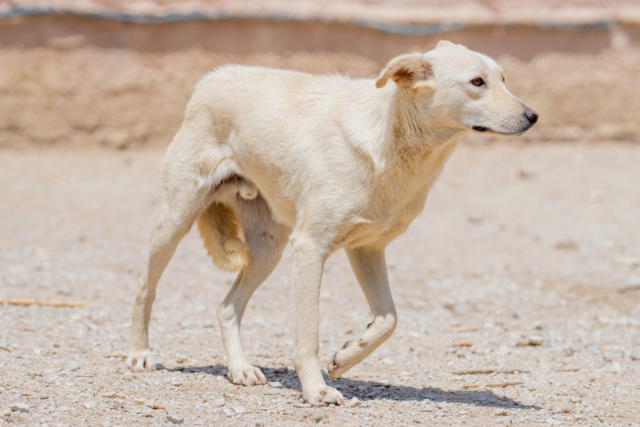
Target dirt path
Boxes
[1,142,639,425]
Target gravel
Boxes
[1,142,639,425]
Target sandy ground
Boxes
[1,141,640,425]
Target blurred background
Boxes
[0,0,639,148]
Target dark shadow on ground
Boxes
[159,363,541,410]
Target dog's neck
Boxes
[341,80,465,182]
[376,86,466,184]
[389,87,466,158]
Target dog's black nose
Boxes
[523,108,539,124]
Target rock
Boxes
[233,405,245,414]
[528,336,543,346]
[382,358,394,365]
[554,239,579,250]
[166,413,184,424]
[10,403,30,412]
[151,402,165,410]
[268,381,283,388]
[347,397,362,407]
[83,400,98,409]
[516,336,543,346]
[69,362,82,371]
[212,397,226,406]
[121,371,134,380]
[312,412,323,422]
[168,377,182,387]
[99,392,117,398]
[495,410,507,416]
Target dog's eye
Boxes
[471,78,485,87]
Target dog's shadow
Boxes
[159,364,540,410]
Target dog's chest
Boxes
[334,147,454,248]
[335,187,430,248]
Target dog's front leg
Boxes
[291,234,344,406]
[328,246,397,379]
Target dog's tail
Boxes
[197,202,249,272]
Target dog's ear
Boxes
[375,54,435,90]
[436,40,455,49]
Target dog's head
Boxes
[376,40,538,136]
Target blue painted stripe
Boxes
[0,6,616,34]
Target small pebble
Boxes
[99,392,117,398]
[168,377,182,386]
[83,400,97,409]
[212,397,226,406]
[233,405,245,414]
[528,336,543,346]
[516,336,543,346]
[347,397,361,407]
[166,413,184,424]
[10,403,30,412]
[312,412,323,422]
[121,371,134,380]
[268,381,283,388]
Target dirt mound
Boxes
[0,11,639,148]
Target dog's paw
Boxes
[126,351,156,372]
[327,343,358,379]
[303,385,345,406]
[228,364,267,386]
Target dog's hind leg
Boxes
[216,196,289,385]
[327,246,397,379]
[127,136,215,372]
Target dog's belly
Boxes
[337,221,407,248]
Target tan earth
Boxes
[1,141,639,425]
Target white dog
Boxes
[127,40,538,405]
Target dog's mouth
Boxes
[471,125,528,136]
